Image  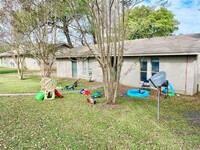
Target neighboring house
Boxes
[56,33,200,95]
[0,52,40,70]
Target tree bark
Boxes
[63,20,73,48]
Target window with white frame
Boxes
[140,58,148,82]
[82,60,87,75]
[140,57,159,82]
[151,57,159,76]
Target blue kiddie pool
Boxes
[126,89,149,98]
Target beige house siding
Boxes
[198,54,200,92]
[24,57,40,70]
[56,59,72,78]
[56,58,103,81]
[160,56,197,95]
[0,56,40,70]
[0,57,16,68]
[120,57,141,88]
[56,55,198,95]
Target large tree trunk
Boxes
[63,20,73,48]
[102,63,121,104]
[14,54,25,80]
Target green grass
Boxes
[0,76,41,94]
[0,76,200,149]
[0,67,18,74]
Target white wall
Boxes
[56,59,72,78]
[24,57,40,70]
[0,57,16,68]
[197,54,200,92]
[56,55,198,95]
[120,57,141,87]
[120,56,197,95]
[0,56,42,70]
[160,56,197,95]
[89,58,103,82]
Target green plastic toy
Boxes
[35,91,45,101]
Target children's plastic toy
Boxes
[43,78,57,100]
[126,89,149,98]
[87,97,96,104]
[84,89,91,96]
[36,78,64,100]
[163,82,175,96]
[64,85,74,90]
[35,91,45,101]
[91,91,101,98]
[80,88,85,94]
[64,78,81,90]
[55,89,64,98]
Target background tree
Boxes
[10,0,60,77]
[0,1,28,80]
[67,0,130,104]
[126,5,180,39]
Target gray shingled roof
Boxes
[54,33,200,58]
[0,52,12,57]
[124,33,200,56]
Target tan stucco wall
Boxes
[120,56,197,95]
[0,57,16,68]
[56,55,198,95]
[120,57,141,88]
[24,57,40,70]
[56,59,72,78]
[198,54,200,92]
[159,56,197,95]
[0,56,41,70]
[89,58,103,82]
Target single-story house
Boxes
[0,52,40,70]
[56,33,200,95]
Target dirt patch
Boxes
[185,112,200,127]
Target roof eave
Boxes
[123,52,199,57]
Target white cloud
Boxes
[143,0,200,34]
[168,0,200,34]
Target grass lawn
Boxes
[0,67,18,74]
[0,75,200,149]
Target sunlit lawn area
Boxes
[0,72,200,149]
[0,67,18,74]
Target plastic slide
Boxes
[163,82,175,96]
[35,91,45,101]
[168,83,175,96]
[55,89,64,98]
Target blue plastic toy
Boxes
[126,89,149,98]
[91,91,102,98]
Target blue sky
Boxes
[144,0,200,34]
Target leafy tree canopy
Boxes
[126,5,180,39]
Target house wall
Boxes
[0,57,16,68]
[120,56,197,95]
[56,55,198,95]
[56,58,72,78]
[0,56,41,70]
[56,57,103,81]
[160,56,197,95]
[120,57,141,87]
[197,54,200,92]
[24,57,40,70]
[89,58,103,82]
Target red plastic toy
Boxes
[84,89,91,96]
[55,89,64,98]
